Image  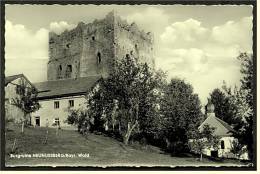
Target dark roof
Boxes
[199,114,237,137]
[5,74,36,89]
[215,116,236,133]
[5,74,24,86]
[34,76,101,100]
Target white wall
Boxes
[5,77,33,123]
[31,95,86,128]
[203,136,249,160]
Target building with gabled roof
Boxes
[31,76,101,128]
[199,106,237,137]
[5,74,36,123]
[199,100,248,160]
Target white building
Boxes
[199,101,249,160]
[32,76,100,128]
[5,74,36,124]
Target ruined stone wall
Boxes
[47,26,83,81]
[80,12,115,78]
[47,11,154,81]
[114,15,154,68]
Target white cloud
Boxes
[160,18,208,47]
[49,21,76,34]
[157,48,209,75]
[156,16,252,105]
[211,16,253,51]
[5,20,49,59]
[126,7,169,40]
[5,20,77,82]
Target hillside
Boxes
[5,123,247,167]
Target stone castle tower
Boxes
[47,11,155,81]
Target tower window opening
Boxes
[97,52,101,64]
[65,65,72,78]
[135,44,138,49]
[92,36,95,41]
[57,65,62,79]
[66,43,71,48]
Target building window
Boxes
[54,118,60,126]
[221,140,225,149]
[69,100,74,107]
[35,116,40,126]
[5,98,9,104]
[57,65,62,79]
[16,85,24,95]
[54,101,59,109]
[65,65,72,78]
[97,52,101,64]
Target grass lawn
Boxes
[5,123,250,167]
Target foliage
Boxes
[11,78,40,132]
[236,52,254,160]
[188,124,220,161]
[84,55,166,145]
[230,139,245,159]
[160,78,203,154]
[210,86,244,131]
[209,52,254,160]
[67,107,94,133]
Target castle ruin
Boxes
[47,11,155,81]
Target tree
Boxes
[161,78,203,154]
[87,55,166,145]
[12,78,40,133]
[210,88,231,122]
[188,124,220,161]
[230,139,244,159]
[208,52,254,160]
[236,52,254,160]
[210,87,243,131]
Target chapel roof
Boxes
[198,115,237,137]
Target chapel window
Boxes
[221,140,225,149]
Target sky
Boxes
[5,5,253,105]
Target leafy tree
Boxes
[188,124,220,161]
[236,52,254,160]
[161,78,203,154]
[208,52,254,160]
[12,78,40,133]
[210,88,231,122]
[210,87,243,131]
[87,55,166,145]
[230,139,245,159]
[67,107,91,133]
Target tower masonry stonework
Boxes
[47,11,155,81]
